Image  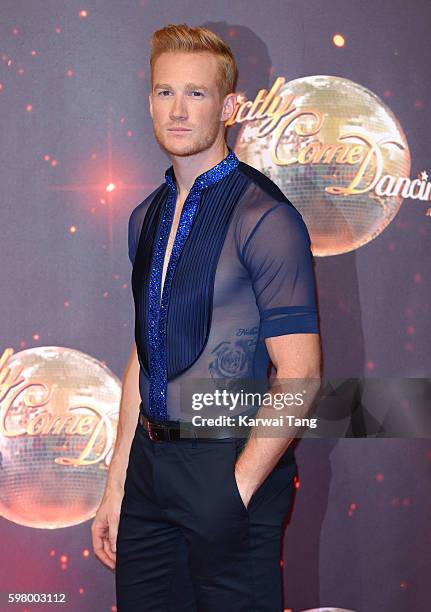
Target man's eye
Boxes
[158,90,171,96]
[190,91,204,97]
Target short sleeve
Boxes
[128,186,165,265]
[128,202,147,266]
[128,211,137,265]
[241,202,319,340]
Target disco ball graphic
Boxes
[0,346,121,529]
[235,75,411,256]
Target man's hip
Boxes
[115,416,297,611]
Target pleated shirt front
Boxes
[129,148,319,422]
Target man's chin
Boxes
[155,133,216,158]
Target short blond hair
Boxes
[150,23,238,100]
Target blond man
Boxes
[92,23,321,612]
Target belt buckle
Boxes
[149,423,164,442]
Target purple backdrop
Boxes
[1,1,430,611]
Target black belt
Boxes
[138,412,251,442]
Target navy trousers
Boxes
[115,417,297,612]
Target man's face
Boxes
[149,51,232,157]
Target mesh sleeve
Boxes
[241,202,320,340]
[128,205,143,265]
[128,212,137,265]
[128,186,165,265]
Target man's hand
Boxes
[91,488,124,570]
[234,462,255,510]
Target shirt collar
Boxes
[164,146,239,193]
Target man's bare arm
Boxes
[91,341,141,569]
[104,341,141,494]
[234,332,322,508]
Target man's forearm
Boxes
[235,370,321,505]
[104,344,141,495]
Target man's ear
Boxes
[221,92,237,123]
[148,92,153,119]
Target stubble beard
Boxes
[152,120,222,158]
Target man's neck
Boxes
[170,141,229,199]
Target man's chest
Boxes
[160,196,186,301]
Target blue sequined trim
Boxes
[148,148,240,421]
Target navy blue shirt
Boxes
[128,147,319,422]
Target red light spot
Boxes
[375,472,384,482]
[367,360,375,370]
[26,104,33,112]
[32,333,40,341]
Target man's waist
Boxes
[139,404,257,441]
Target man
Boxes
[92,23,321,612]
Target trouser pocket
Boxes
[231,437,298,519]
[229,438,251,515]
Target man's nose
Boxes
[169,95,188,120]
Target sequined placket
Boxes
[147,148,240,421]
